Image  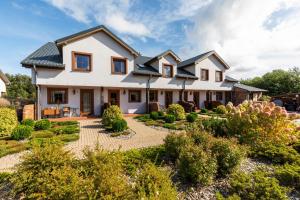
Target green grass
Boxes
[0,140,28,158]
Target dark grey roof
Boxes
[55,25,139,56]
[133,56,161,76]
[225,75,239,82]
[21,42,64,68]
[178,51,212,68]
[145,49,181,65]
[0,70,10,84]
[176,68,198,79]
[234,83,267,92]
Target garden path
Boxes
[0,117,170,172]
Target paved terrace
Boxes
[0,117,171,172]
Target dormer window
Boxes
[215,71,223,82]
[162,64,173,78]
[72,51,92,72]
[112,56,127,74]
[201,69,209,81]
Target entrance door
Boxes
[80,89,94,116]
[108,90,120,107]
[165,91,173,108]
[193,91,200,109]
[225,91,232,104]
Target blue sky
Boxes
[1,0,300,79]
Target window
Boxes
[128,90,141,102]
[215,71,223,82]
[149,90,158,102]
[216,92,223,101]
[206,91,212,101]
[112,56,127,74]
[72,51,92,71]
[47,88,68,104]
[201,69,209,81]
[162,64,173,78]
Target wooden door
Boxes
[80,89,94,116]
[108,90,120,107]
[193,91,200,108]
[165,91,173,108]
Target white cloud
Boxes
[45,0,300,79]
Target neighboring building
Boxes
[0,70,10,97]
[21,25,265,118]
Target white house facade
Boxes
[0,70,9,97]
[21,25,266,119]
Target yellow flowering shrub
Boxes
[226,101,299,145]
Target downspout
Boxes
[33,65,40,120]
[146,75,151,113]
[180,78,187,101]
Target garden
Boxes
[0,100,299,199]
[0,100,80,158]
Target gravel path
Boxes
[0,117,170,172]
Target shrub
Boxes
[186,112,197,122]
[111,119,127,132]
[250,142,300,165]
[200,108,208,113]
[164,133,193,161]
[0,172,11,184]
[51,125,80,135]
[10,143,91,199]
[292,141,300,153]
[228,170,288,200]
[164,114,176,123]
[275,164,300,190]
[34,119,51,130]
[31,130,54,138]
[167,104,185,120]
[134,114,151,122]
[211,139,244,177]
[226,101,298,145]
[157,111,164,117]
[81,148,135,199]
[188,130,213,149]
[134,163,177,199]
[178,145,217,185]
[216,105,227,114]
[54,121,79,126]
[0,107,18,136]
[102,105,123,127]
[163,123,177,130]
[150,111,159,120]
[55,134,80,143]
[21,119,35,127]
[202,117,228,137]
[11,125,33,140]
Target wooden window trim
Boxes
[128,90,141,103]
[201,69,209,81]
[111,56,128,75]
[47,88,68,104]
[216,91,223,101]
[72,51,92,72]
[149,90,158,102]
[162,63,174,78]
[215,70,223,82]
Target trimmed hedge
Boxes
[164,114,176,123]
[150,112,159,120]
[112,119,127,132]
[167,104,185,120]
[11,125,33,140]
[186,112,197,122]
[35,119,51,130]
[21,119,35,127]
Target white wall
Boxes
[0,79,6,96]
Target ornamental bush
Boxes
[111,119,127,132]
[0,107,18,136]
[51,125,80,135]
[164,114,176,123]
[34,119,51,130]
[202,117,228,137]
[178,145,217,185]
[226,101,299,145]
[275,163,300,190]
[150,111,159,120]
[11,125,33,140]
[186,112,198,122]
[167,104,185,120]
[211,138,244,177]
[200,108,208,113]
[164,133,193,161]
[21,119,35,127]
[134,163,177,200]
[215,105,227,114]
[102,105,123,127]
[228,170,288,200]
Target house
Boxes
[21,25,265,119]
[0,70,10,97]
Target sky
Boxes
[1,0,300,79]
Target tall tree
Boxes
[241,67,300,96]
[5,74,35,100]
